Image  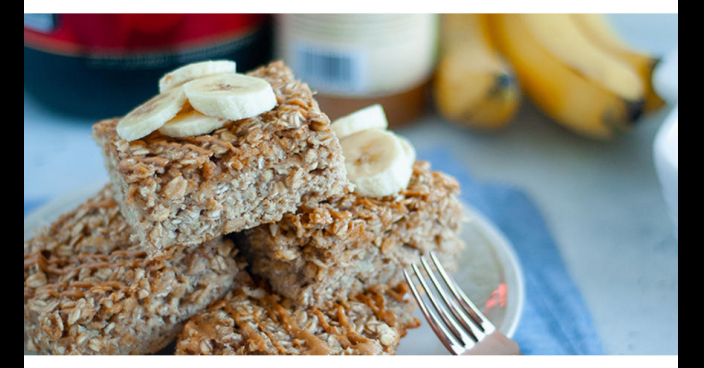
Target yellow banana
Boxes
[571,13,665,113]
[487,14,646,140]
[433,14,520,130]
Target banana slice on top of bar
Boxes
[158,108,228,138]
[331,104,388,138]
[116,60,276,141]
[332,104,416,198]
[183,73,277,122]
[117,86,189,141]
[159,60,237,93]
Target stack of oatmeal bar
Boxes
[24,61,465,355]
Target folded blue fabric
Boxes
[419,147,603,355]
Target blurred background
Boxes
[24,14,678,354]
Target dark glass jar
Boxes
[24,14,272,119]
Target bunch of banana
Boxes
[571,14,665,113]
[487,14,663,140]
[432,14,521,130]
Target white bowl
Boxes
[653,46,678,105]
[653,105,678,237]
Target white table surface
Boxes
[24,14,678,355]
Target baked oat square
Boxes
[92,61,349,253]
[238,161,466,307]
[24,186,242,355]
[176,271,420,355]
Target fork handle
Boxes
[462,331,522,355]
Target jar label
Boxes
[292,41,368,94]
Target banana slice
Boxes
[397,136,417,165]
[340,129,414,198]
[158,109,228,138]
[184,73,277,121]
[331,104,388,139]
[117,87,188,141]
[159,60,237,93]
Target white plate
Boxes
[24,183,524,355]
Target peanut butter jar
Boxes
[274,14,439,127]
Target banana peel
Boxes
[433,14,520,130]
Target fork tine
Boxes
[411,262,474,347]
[419,256,485,343]
[403,269,465,355]
[429,252,496,335]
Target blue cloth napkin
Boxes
[24,198,48,218]
[24,147,603,355]
[420,147,603,355]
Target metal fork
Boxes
[403,251,521,355]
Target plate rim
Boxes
[461,201,525,338]
[24,181,109,241]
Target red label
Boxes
[24,14,266,56]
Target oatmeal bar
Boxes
[175,271,420,355]
[92,61,349,253]
[239,160,465,307]
[24,186,242,355]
